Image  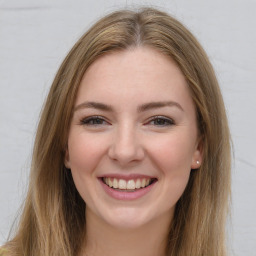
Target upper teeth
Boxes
[103,177,151,190]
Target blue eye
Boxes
[80,116,108,126]
[148,116,174,126]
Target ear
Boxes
[64,145,71,169]
[191,137,203,169]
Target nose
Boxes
[108,123,145,166]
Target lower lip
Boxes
[99,179,156,200]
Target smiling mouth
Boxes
[102,177,157,191]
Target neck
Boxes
[81,208,172,256]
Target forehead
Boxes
[76,47,194,113]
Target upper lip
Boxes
[99,173,157,181]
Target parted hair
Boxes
[4,7,231,256]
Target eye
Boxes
[80,116,109,126]
[146,116,174,127]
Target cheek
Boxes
[68,132,107,174]
[148,135,193,207]
[147,133,195,172]
[67,132,107,205]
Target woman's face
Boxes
[65,47,202,230]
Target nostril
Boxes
[108,143,145,165]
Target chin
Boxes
[100,207,161,230]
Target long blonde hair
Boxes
[4,7,231,256]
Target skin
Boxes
[65,47,202,256]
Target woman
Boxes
[1,7,231,256]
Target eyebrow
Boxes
[74,101,184,112]
[137,101,184,112]
[74,102,113,112]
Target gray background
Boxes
[0,0,255,255]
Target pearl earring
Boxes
[196,160,200,165]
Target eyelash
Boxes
[146,116,175,127]
[80,115,175,127]
[80,116,108,126]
